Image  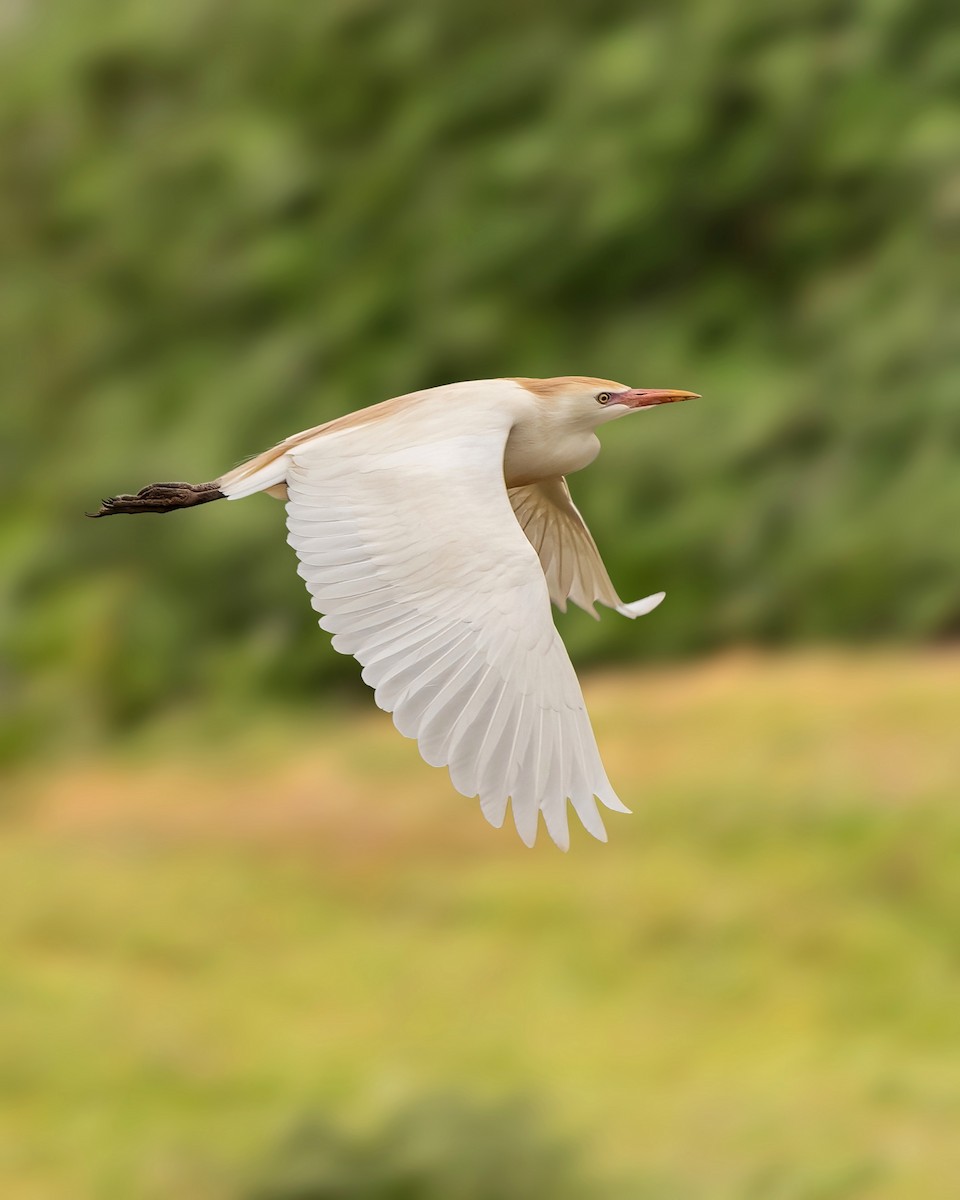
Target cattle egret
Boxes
[91,377,697,848]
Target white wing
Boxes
[284,409,629,849]
[509,477,665,619]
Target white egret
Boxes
[91,376,697,848]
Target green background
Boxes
[3,0,957,756]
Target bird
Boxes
[90,376,697,849]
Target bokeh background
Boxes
[1,1,959,1196]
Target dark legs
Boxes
[87,480,225,517]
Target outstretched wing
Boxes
[509,477,665,619]
[284,412,628,849]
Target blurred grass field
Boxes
[3,652,959,1199]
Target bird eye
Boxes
[596,392,611,405]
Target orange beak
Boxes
[613,388,700,409]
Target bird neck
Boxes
[503,415,601,487]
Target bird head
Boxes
[511,376,699,429]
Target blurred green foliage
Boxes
[1,0,958,751]
[246,1097,609,1200]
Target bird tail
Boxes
[217,448,291,500]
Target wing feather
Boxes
[509,476,665,620]
[284,410,629,847]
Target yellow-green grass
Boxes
[3,652,960,1198]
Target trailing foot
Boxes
[87,481,224,518]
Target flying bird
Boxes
[91,376,697,848]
